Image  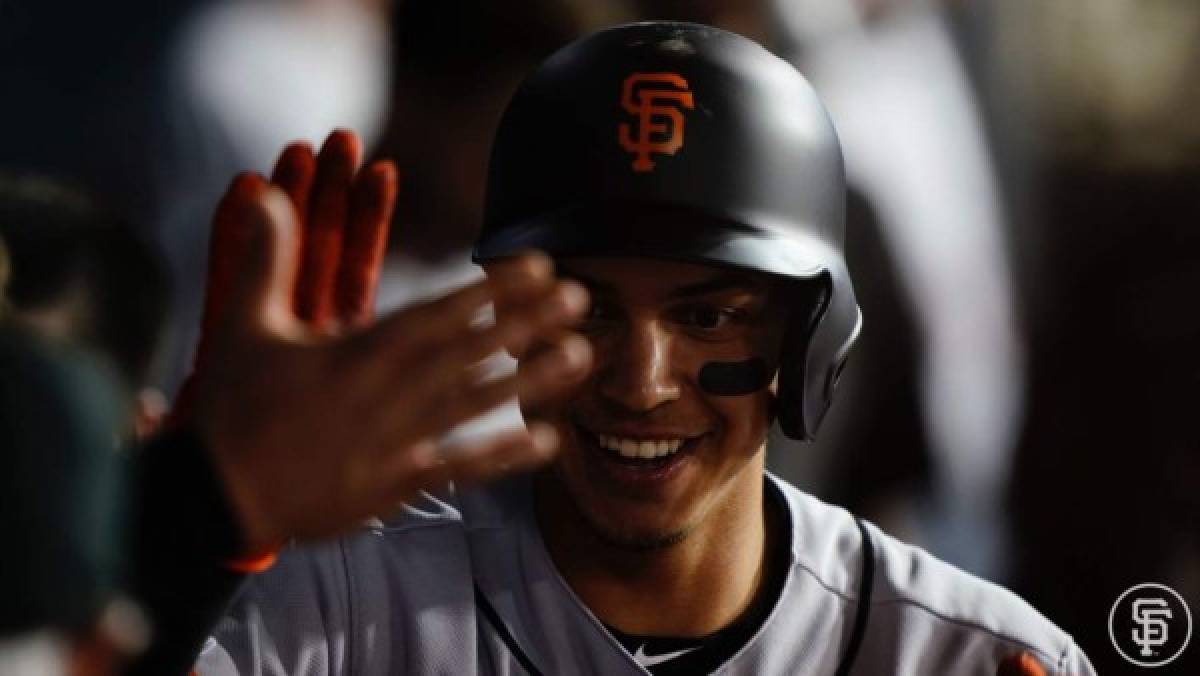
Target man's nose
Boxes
[596,321,681,412]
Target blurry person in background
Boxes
[0,174,171,428]
[0,0,213,396]
[0,177,159,674]
[0,320,150,676]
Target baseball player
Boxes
[193,22,1094,675]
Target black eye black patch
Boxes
[698,357,770,396]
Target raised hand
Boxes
[177,130,591,551]
[181,129,390,410]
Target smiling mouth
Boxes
[596,434,686,459]
[573,424,703,469]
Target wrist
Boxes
[195,420,284,555]
[133,425,248,565]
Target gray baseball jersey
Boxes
[194,474,1094,675]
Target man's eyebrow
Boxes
[556,269,761,298]
[668,274,761,299]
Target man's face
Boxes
[519,257,789,549]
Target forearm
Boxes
[125,426,248,676]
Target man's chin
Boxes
[583,512,694,552]
[545,456,699,551]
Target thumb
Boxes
[232,186,301,336]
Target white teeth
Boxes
[619,439,639,456]
[594,433,689,459]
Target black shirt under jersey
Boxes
[604,480,793,675]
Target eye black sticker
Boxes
[698,357,770,396]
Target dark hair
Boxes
[0,174,169,386]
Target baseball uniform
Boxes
[195,473,1094,675]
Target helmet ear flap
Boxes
[824,317,860,402]
[776,271,862,441]
[776,276,830,441]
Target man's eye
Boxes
[683,306,741,330]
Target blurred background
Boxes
[1,0,1197,672]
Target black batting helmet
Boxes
[473,21,861,441]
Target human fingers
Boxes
[442,423,561,486]
[227,186,302,335]
[294,129,361,326]
[394,278,587,399]
[396,330,590,445]
[198,173,270,348]
[172,173,271,420]
[269,141,316,222]
[513,333,593,408]
[355,260,556,365]
[359,277,495,362]
[336,160,397,327]
[347,259,583,430]
[485,254,585,357]
[360,254,557,360]
[349,278,586,439]
[483,255,584,361]
[483,253,560,301]
[486,252,558,297]
[388,423,561,498]
[493,277,588,359]
[174,172,271,420]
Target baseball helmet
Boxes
[473,21,862,441]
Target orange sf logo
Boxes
[618,72,695,172]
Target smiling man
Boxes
[197,22,1093,675]
[519,259,799,674]
[534,259,790,557]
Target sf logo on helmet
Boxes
[618,73,694,172]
